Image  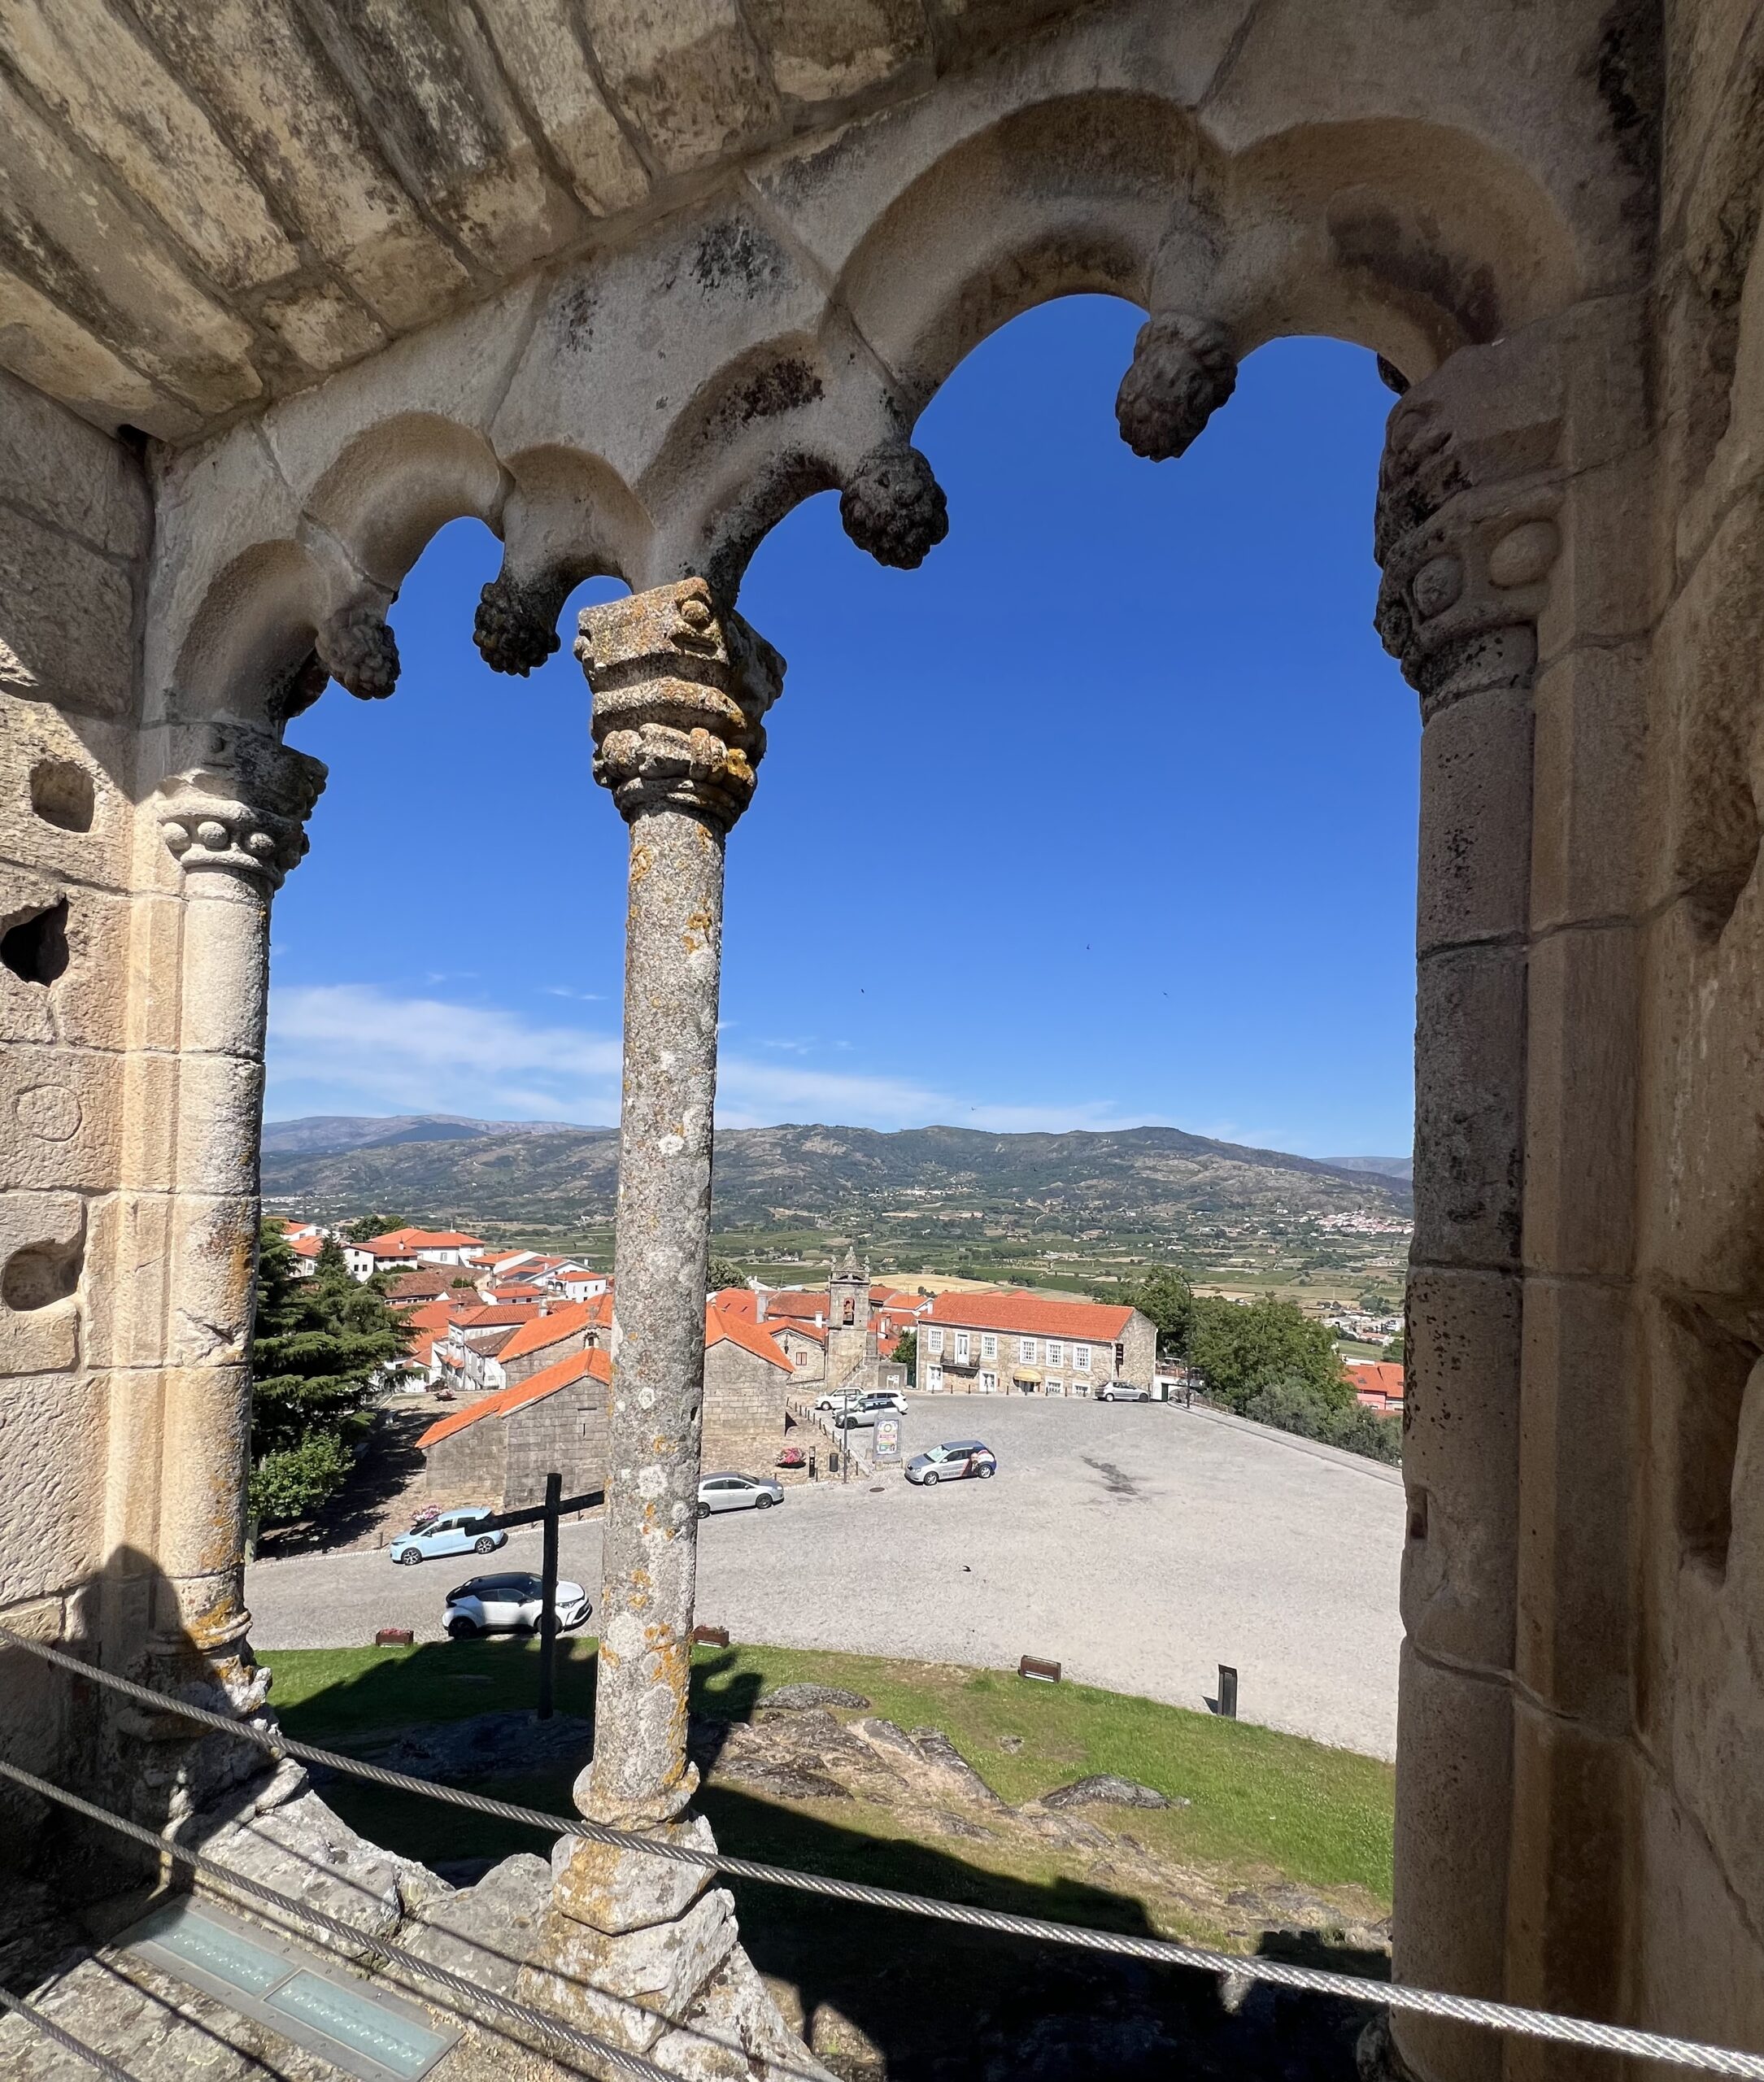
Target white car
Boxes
[1096,1381,1153,1403]
[444,1571,590,1639]
[697,1472,783,1517]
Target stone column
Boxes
[1371,342,1563,2082]
[149,727,322,1697]
[575,577,782,1827]
[518,581,818,2075]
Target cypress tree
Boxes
[248,1226,406,1535]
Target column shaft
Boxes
[573,577,782,1832]
[591,804,725,1822]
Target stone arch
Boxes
[168,538,329,728]
[303,411,508,595]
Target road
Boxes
[248,1398,1405,1758]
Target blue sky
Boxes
[267,296,1418,1159]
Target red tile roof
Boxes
[922,1291,1138,1340]
[494,1300,599,1362]
[1346,1361,1405,1403]
[418,1346,612,1447]
[705,1304,793,1371]
[755,1290,828,1323]
[360,1228,487,1255]
[288,1234,325,1258]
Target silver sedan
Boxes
[698,1472,784,1517]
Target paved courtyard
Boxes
[248,1399,1405,1758]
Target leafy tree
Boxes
[892,1328,917,1384]
[1243,1374,1401,1465]
[1187,1295,1344,1413]
[1357,1287,1397,1314]
[344,1211,411,1243]
[708,1254,749,1292]
[1124,1265,1195,1355]
[248,1227,405,1535]
[1382,1332,1405,1365]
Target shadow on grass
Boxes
[290,1644,1377,2080]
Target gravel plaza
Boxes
[248,1396,1405,1758]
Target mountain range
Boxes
[260,1116,1412,1237]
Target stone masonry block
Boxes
[1391,1645,1511,2082]
[1516,1277,1636,1731]
[552,1813,716,1934]
[1522,922,1639,1281]
[519,1886,740,2056]
[0,698,140,895]
[0,368,150,558]
[0,503,137,721]
[165,1196,257,1365]
[0,1188,84,1375]
[172,1053,265,1200]
[0,1040,123,1193]
[0,1368,105,1603]
[82,1190,172,1372]
[1417,681,1532,954]
[1402,1266,1521,1672]
[584,1,780,176]
[744,0,930,105]
[1413,943,1526,1271]
[1505,1700,1636,2037]
[1529,640,1649,932]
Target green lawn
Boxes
[263,1638,1392,1908]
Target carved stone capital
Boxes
[474,564,570,676]
[839,442,949,568]
[575,577,784,829]
[1116,311,1238,461]
[316,602,399,701]
[157,722,327,886]
[1374,391,1561,721]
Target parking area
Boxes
[247,1396,1404,1758]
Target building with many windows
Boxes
[917,1291,1155,1396]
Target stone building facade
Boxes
[920,1292,1156,1395]
[419,1347,612,1509]
[2,3,1763,2076]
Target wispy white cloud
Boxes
[265,984,1146,1135]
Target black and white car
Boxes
[444,1571,590,1638]
[1095,1381,1153,1403]
[904,1440,997,1487]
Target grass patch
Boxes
[264,1638,1392,1906]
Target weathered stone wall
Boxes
[703,1340,791,1475]
[423,1418,505,1506]
[505,1391,610,1513]
[6,0,1760,2067]
[0,370,151,1858]
[1620,6,1764,2060]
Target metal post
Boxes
[575,579,782,1830]
[538,1470,561,1723]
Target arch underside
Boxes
[155,63,1601,733]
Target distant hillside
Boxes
[1321,1154,1413,1183]
[261,1116,1411,1236]
[261,1114,599,1156]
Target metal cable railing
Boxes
[0,1757,713,2082]
[5,1624,1764,2078]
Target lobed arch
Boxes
[150,80,1596,757]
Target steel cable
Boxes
[7,1625,1764,2076]
[0,1984,146,2081]
[0,1758,693,2082]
